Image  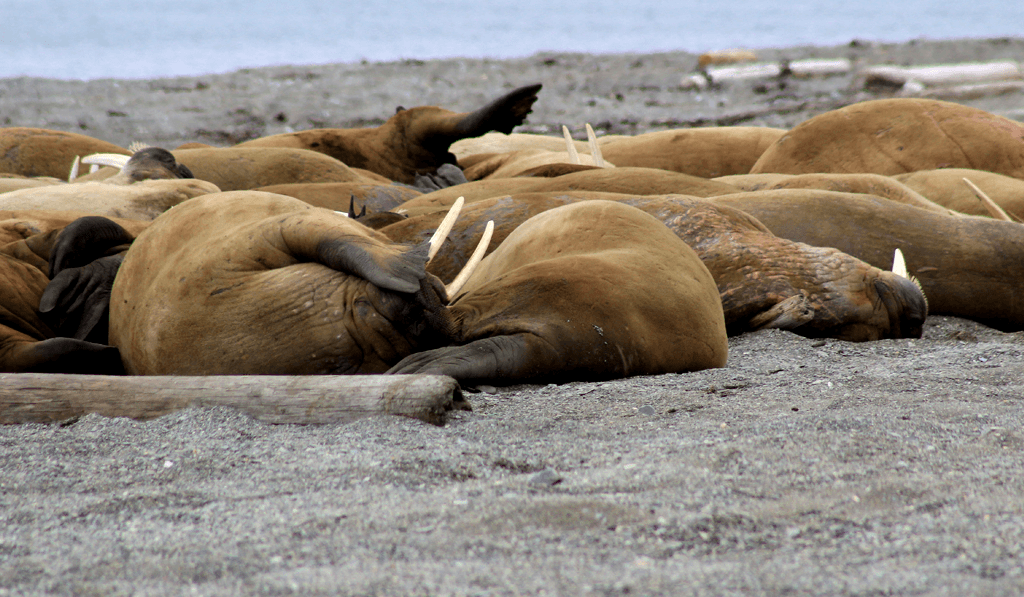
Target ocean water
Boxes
[2,0,1020,80]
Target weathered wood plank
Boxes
[0,373,466,426]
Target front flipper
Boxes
[448,83,543,138]
[387,334,562,385]
[48,216,135,277]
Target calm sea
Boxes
[2,0,1020,80]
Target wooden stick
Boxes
[0,373,465,426]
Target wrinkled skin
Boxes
[383,192,928,342]
[712,188,1024,331]
[388,201,728,384]
[109,191,458,375]
[236,84,543,184]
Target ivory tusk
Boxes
[82,153,131,170]
[427,196,464,262]
[68,155,80,182]
[963,178,1015,222]
[562,125,581,165]
[891,248,909,279]
[446,219,494,299]
[585,123,604,167]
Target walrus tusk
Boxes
[445,219,494,299]
[427,196,464,262]
[963,178,1017,222]
[892,248,909,279]
[68,155,80,182]
[562,126,581,165]
[82,153,131,170]
[585,123,605,167]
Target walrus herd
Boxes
[2,87,1023,392]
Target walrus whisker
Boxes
[68,155,80,182]
[427,196,464,262]
[562,126,581,165]
[82,153,131,171]
[127,141,151,154]
[445,219,494,299]
[963,177,1016,222]
[892,248,928,307]
[585,123,604,168]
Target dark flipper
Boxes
[11,337,124,375]
[450,83,543,138]
[387,334,560,385]
[39,254,124,343]
[48,216,135,277]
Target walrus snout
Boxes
[873,273,929,339]
[124,147,194,182]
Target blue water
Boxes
[2,0,1020,80]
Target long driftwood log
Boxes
[0,373,466,426]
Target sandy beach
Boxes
[2,37,1024,596]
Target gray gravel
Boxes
[3,37,1024,596]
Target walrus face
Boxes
[124,147,194,181]
[798,269,928,342]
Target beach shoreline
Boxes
[2,37,1024,596]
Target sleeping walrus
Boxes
[388,200,728,384]
[749,98,1024,179]
[107,191,472,375]
[235,84,543,184]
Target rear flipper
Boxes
[8,337,124,374]
[39,254,124,344]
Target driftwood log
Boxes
[0,373,466,426]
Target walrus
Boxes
[710,188,1024,331]
[253,181,423,214]
[234,84,543,184]
[382,192,928,342]
[715,172,956,216]
[749,98,1024,179]
[0,127,130,180]
[892,168,1024,221]
[107,191,481,375]
[393,166,740,216]
[460,148,611,180]
[170,146,376,191]
[597,127,787,178]
[0,211,147,373]
[387,200,728,384]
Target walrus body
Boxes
[171,147,373,191]
[388,200,728,384]
[711,189,1024,330]
[254,181,423,214]
[236,84,543,184]
[597,126,786,178]
[383,192,928,342]
[750,98,1024,179]
[109,191,456,375]
[394,167,739,215]
[892,168,1024,220]
[0,127,130,180]
[0,179,220,221]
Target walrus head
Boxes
[79,146,194,184]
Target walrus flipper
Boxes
[450,83,543,137]
[48,216,135,277]
[313,237,430,295]
[39,254,124,343]
[387,334,561,384]
[11,337,124,375]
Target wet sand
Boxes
[2,37,1024,596]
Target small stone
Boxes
[529,468,563,487]
[638,405,656,415]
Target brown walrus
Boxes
[892,168,1024,221]
[749,98,1024,179]
[0,127,130,180]
[387,200,728,384]
[710,188,1024,331]
[381,192,928,342]
[597,126,787,178]
[235,84,543,184]
[171,146,375,191]
[108,191,462,375]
